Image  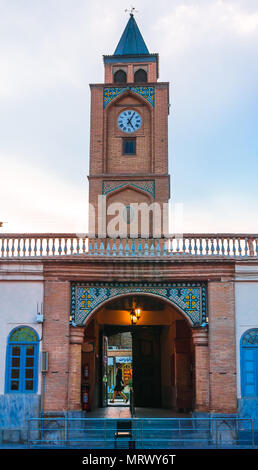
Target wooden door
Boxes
[175,352,193,410]
[132,327,161,407]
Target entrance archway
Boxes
[80,294,195,413]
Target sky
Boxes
[0,0,257,234]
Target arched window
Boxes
[5,326,39,393]
[240,329,258,397]
[114,70,127,84]
[134,69,147,83]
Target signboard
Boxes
[115,356,132,363]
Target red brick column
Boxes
[192,328,209,412]
[68,327,85,410]
[208,281,237,413]
[43,280,70,411]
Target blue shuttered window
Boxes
[5,327,39,394]
[241,329,258,397]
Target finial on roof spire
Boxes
[114,8,149,56]
[125,6,138,17]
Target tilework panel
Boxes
[71,282,207,327]
[102,180,155,198]
[103,86,155,108]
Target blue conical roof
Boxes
[114,14,149,56]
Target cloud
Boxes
[0,0,125,99]
[0,0,257,234]
[0,154,88,233]
[153,0,258,57]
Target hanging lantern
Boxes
[130,309,138,325]
[129,306,142,324]
[135,307,141,319]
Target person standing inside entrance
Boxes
[111,364,128,403]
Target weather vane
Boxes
[125,6,138,16]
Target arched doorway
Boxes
[81,293,194,413]
[240,329,258,398]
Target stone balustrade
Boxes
[0,233,257,258]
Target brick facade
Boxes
[41,258,238,414]
[43,280,70,411]
[88,48,169,236]
[40,16,239,417]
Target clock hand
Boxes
[127,112,136,129]
[128,112,135,125]
[127,119,134,129]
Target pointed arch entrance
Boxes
[69,282,208,414]
[84,294,194,411]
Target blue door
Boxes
[241,329,258,397]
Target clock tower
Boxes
[88,13,170,237]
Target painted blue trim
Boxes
[5,326,39,394]
[104,56,157,64]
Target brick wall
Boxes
[43,281,70,411]
[108,332,132,349]
[104,61,158,84]
[208,281,237,413]
[88,80,169,235]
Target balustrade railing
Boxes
[0,233,257,258]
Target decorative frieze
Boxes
[102,180,155,199]
[103,86,155,108]
[70,281,207,327]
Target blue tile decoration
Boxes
[130,86,155,106]
[71,282,207,327]
[102,180,155,199]
[103,86,155,108]
[103,87,127,107]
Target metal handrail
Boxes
[27,417,255,449]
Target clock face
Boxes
[117,109,142,133]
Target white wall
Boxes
[235,263,258,398]
[0,263,44,395]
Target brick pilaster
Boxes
[68,327,85,410]
[208,281,237,413]
[192,328,209,412]
[43,280,70,411]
